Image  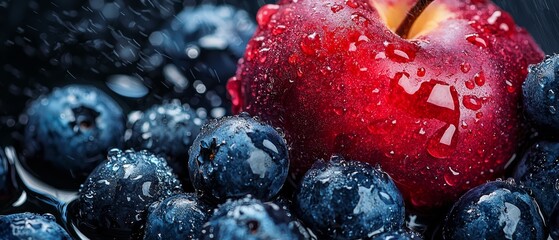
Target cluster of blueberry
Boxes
[1,0,559,240]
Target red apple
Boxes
[228,0,544,210]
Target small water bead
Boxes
[256,4,280,27]
[474,71,486,86]
[460,63,472,73]
[300,32,321,56]
[417,67,426,77]
[330,4,344,13]
[463,95,483,111]
[465,34,488,48]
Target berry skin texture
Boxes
[188,113,289,203]
[442,180,545,240]
[126,100,206,184]
[143,193,212,240]
[229,0,544,210]
[295,156,405,239]
[202,196,311,240]
[0,212,71,239]
[512,141,559,221]
[23,85,124,188]
[523,54,559,133]
[75,149,183,239]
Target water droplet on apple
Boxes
[272,25,287,35]
[427,124,458,159]
[288,54,299,65]
[465,80,475,89]
[417,67,426,77]
[385,43,416,63]
[460,63,471,73]
[463,95,483,111]
[351,13,370,27]
[505,80,515,93]
[333,107,346,116]
[465,34,488,48]
[330,4,344,13]
[256,4,280,27]
[474,71,486,86]
[476,112,483,119]
[300,32,321,55]
[444,167,461,186]
[345,0,359,8]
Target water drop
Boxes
[330,4,344,13]
[463,95,483,111]
[345,0,359,8]
[474,71,486,86]
[300,32,321,55]
[427,124,458,159]
[465,34,488,48]
[460,62,471,73]
[417,67,426,77]
[256,4,280,26]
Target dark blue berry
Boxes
[23,85,124,188]
[550,202,559,239]
[371,229,423,240]
[202,196,311,240]
[143,193,212,240]
[523,54,559,132]
[126,100,206,184]
[442,180,545,240]
[0,212,71,240]
[75,149,182,239]
[295,156,405,239]
[512,140,559,221]
[188,113,289,202]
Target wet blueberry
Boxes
[151,3,256,116]
[143,193,212,240]
[23,85,125,188]
[523,54,559,133]
[371,228,423,240]
[512,140,559,221]
[295,156,405,239]
[202,196,310,240]
[550,202,559,239]
[0,212,71,239]
[188,113,289,203]
[126,100,206,185]
[442,180,545,240]
[75,149,183,239]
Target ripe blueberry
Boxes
[188,113,289,202]
[295,156,405,239]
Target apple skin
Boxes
[228,0,544,210]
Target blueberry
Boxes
[523,54,559,132]
[550,202,559,239]
[188,113,289,202]
[442,180,546,240]
[143,193,212,240]
[74,149,183,239]
[151,3,256,116]
[126,100,206,184]
[295,156,405,239]
[23,85,124,188]
[512,140,559,221]
[202,196,311,240]
[371,229,423,240]
[0,212,71,239]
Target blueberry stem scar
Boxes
[395,0,436,39]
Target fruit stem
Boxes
[395,0,435,39]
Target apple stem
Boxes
[395,0,436,39]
